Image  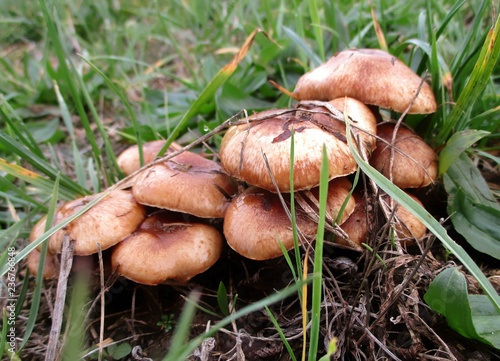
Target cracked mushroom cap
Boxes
[223,187,317,260]
[111,211,223,285]
[117,140,182,176]
[370,123,438,188]
[47,189,146,256]
[293,48,437,114]
[132,150,238,218]
[219,108,358,192]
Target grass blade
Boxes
[307,145,329,361]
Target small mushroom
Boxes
[328,97,378,154]
[111,211,223,285]
[219,108,358,192]
[293,48,437,114]
[370,123,438,188]
[47,189,146,256]
[382,192,427,240]
[28,216,60,278]
[117,140,182,176]
[337,193,372,249]
[132,150,238,218]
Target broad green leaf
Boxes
[448,189,500,259]
[444,153,499,209]
[444,153,500,259]
[439,130,490,175]
[424,267,500,349]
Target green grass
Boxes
[0,0,499,360]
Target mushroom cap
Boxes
[293,48,437,114]
[132,151,238,218]
[370,123,438,188]
[219,109,358,192]
[301,177,357,225]
[382,193,427,240]
[328,97,378,154]
[27,249,60,279]
[337,193,371,249]
[111,212,223,285]
[117,140,182,176]
[48,190,146,256]
[223,187,318,260]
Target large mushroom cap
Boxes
[132,150,238,218]
[293,48,437,114]
[370,123,438,188]
[117,140,182,176]
[219,108,358,192]
[111,212,223,285]
[223,187,318,260]
[48,189,146,256]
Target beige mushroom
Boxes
[117,140,182,176]
[47,189,146,256]
[293,48,437,114]
[370,123,438,188]
[132,150,238,218]
[219,108,358,192]
[111,211,223,285]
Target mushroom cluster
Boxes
[28,48,439,285]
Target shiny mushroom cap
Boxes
[293,48,437,114]
[48,189,146,256]
[337,192,371,249]
[219,108,358,192]
[132,150,238,218]
[117,140,183,176]
[223,187,318,260]
[111,211,223,285]
[370,123,438,188]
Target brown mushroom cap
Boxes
[383,193,427,240]
[370,123,438,188]
[293,48,437,114]
[27,249,60,279]
[328,97,378,154]
[337,193,371,249]
[219,109,358,192]
[117,140,182,176]
[223,187,318,260]
[132,150,238,218]
[48,190,146,256]
[300,177,357,225]
[111,211,223,285]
